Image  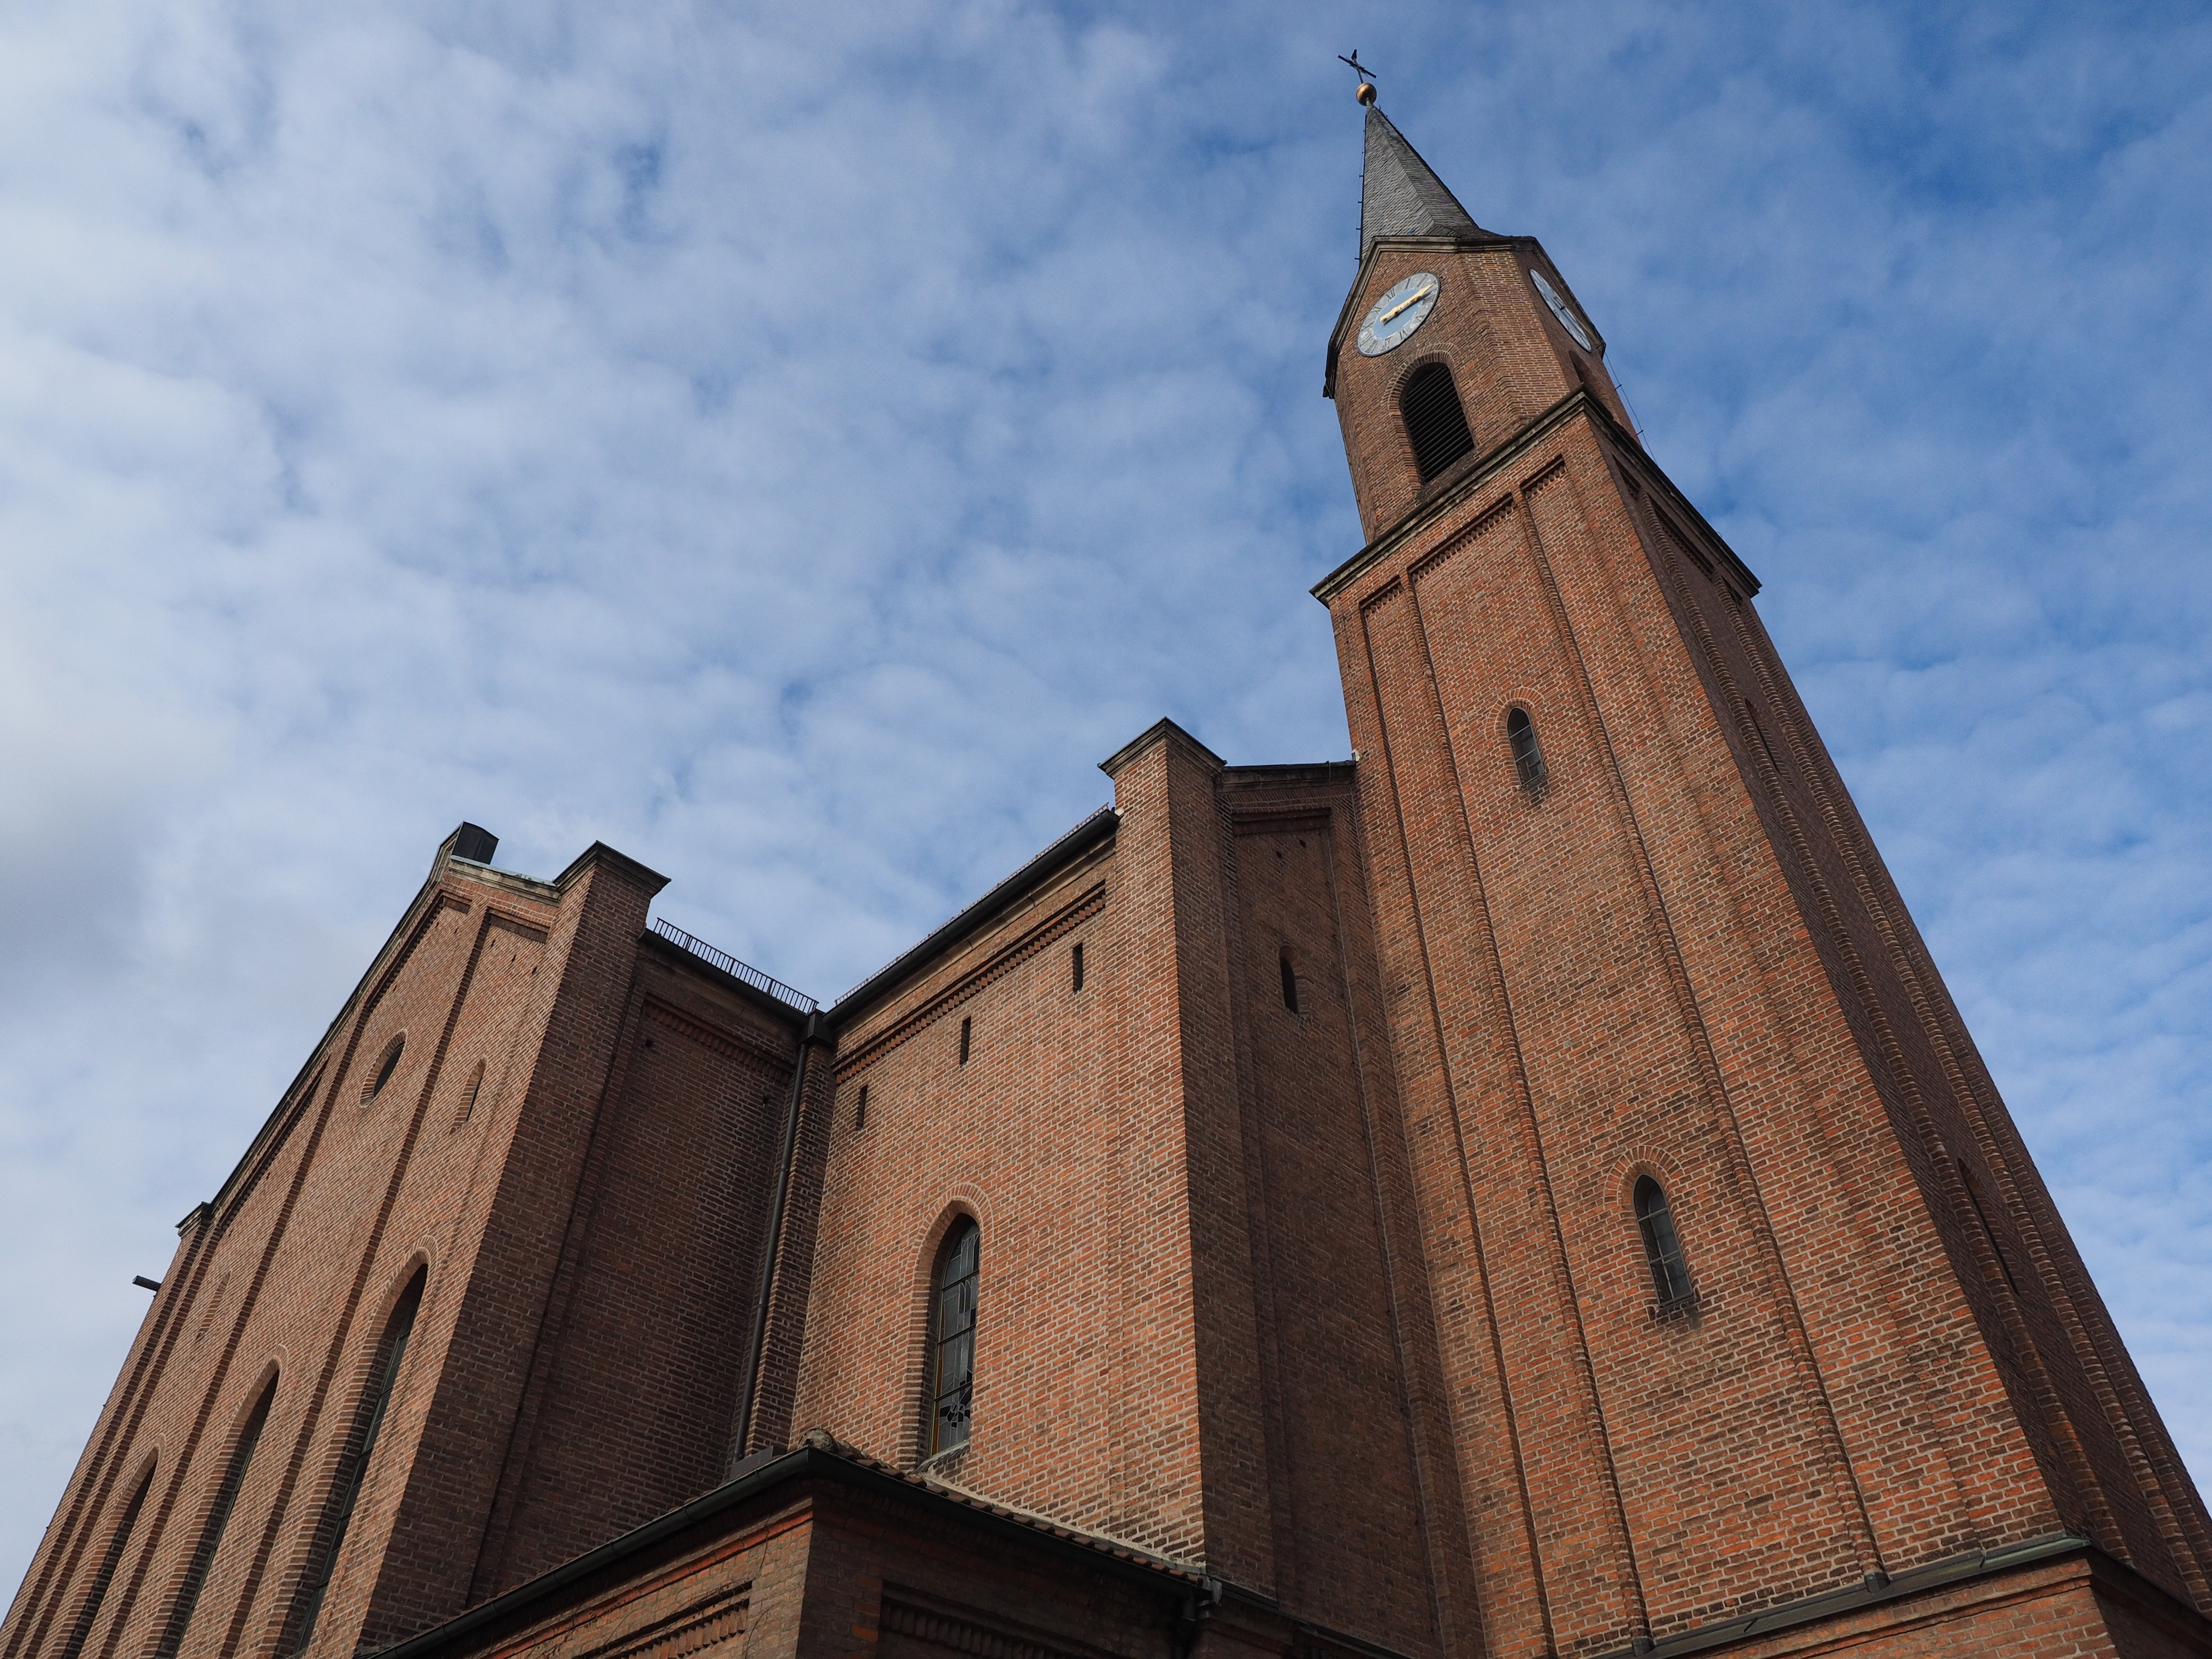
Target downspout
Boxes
[728,1008,830,1473]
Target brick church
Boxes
[8,87,2210,1659]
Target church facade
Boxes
[7,98,2209,1659]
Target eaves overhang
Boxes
[362,1436,1208,1659]
[827,805,1119,1033]
[1588,1535,2100,1659]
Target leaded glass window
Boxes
[1634,1177,1695,1310]
[1508,708,1547,795]
[928,1222,979,1456]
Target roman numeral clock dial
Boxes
[1357,271,1441,356]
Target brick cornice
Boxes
[1097,717,1225,780]
[831,883,1106,1079]
[553,842,671,898]
[1311,390,1760,604]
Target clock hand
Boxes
[1378,284,1435,325]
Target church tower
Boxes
[1319,87,2212,1656]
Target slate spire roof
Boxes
[1359,104,1483,261]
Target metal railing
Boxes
[649,917,818,1013]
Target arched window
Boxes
[927,1221,980,1457]
[287,1273,423,1654]
[364,1035,404,1103]
[58,1458,156,1659]
[1280,951,1299,1013]
[1633,1178,1695,1310]
[1400,361,1475,481]
[1507,708,1547,795]
[157,1375,276,1659]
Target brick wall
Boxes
[0,838,828,1659]
[462,946,803,1596]
[782,728,1473,1657]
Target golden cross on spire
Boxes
[1337,50,1379,105]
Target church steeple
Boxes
[1358,103,1483,260]
[1316,73,2212,1659]
[1326,93,1634,538]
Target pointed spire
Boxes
[1359,104,1483,262]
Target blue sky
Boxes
[2,0,2207,1592]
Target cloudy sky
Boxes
[3,0,2208,1592]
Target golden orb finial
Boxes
[1338,50,1379,107]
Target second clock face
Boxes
[1357,272,1441,356]
[1529,267,1594,350]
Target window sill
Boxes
[1650,1293,1702,1325]
[919,1444,970,1479]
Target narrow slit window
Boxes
[957,1017,972,1065]
[1507,709,1547,795]
[157,1376,276,1659]
[288,1275,422,1654]
[927,1221,980,1456]
[1400,361,1476,481]
[1071,942,1084,993]
[1960,1163,2020,1295]
[854,1084,868,1131]
[365,1035,404,1103]
[1634,1177,1695,1310]
[1280,952,1299,1013]
[59,1460,156,1659]
[452,1059,485,1128]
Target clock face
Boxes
[1357,272,1441,357]
[1528,266,1594,350]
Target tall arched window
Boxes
[1633,1177,1695,1310]
[1507,708,1547,795]
[927,1221,980,1457]
[287,1273,423,1654]
[58,1458,156,1659]
[157,1375,276,1659]
[1400,361,1475,481]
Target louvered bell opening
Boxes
[1401,362,1475,481]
